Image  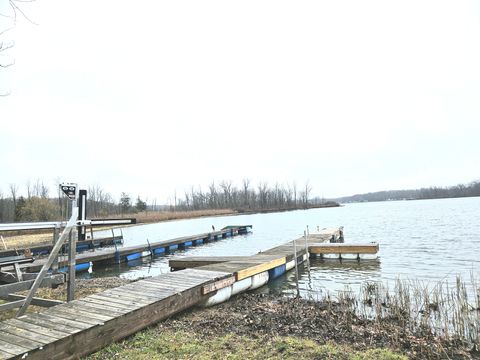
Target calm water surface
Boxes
[88,197,480,297]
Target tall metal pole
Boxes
[67,193,78,302]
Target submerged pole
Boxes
[293,238,300,298]
[304,229,310,272]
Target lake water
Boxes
[88,197,480,298]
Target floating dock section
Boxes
[16,226,251,273]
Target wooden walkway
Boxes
[0,269,231,360]
[18,226,249,273]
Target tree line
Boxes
[176,180,317,211]
[333,180,480,203]
[0,179,321,223]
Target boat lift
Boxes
[0,183,136,317]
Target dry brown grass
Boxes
[1,232,54,249]
[117,209,237,223]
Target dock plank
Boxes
[72,300,131,317]
[0,330,43,353]
[0,339,29,358]
[5,318,68,339]
[89,293,151,307]
[82,296,138,311]
[0,323,58,345]
[45,307,108,325]
[234,257,286,280]
[309,243,378,254]
[22,313,90,332]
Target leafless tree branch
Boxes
[9,0,38,25]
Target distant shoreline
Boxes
[1,203,340,248]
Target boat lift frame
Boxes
[0,183,136,317]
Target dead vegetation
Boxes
[156,290,479,359]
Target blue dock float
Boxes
[268,264,286,280]
[182,241,193,247]
[76,243,91,252]
[126,252,142,261]
[58,262,91,273]
[168,244,179,252]
[153,247,166,255]
[194,239,204,245]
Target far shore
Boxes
[0,202,339,249]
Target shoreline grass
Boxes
[86,330,407,360]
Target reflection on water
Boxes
[86,197,480,297]
[264,258,382,297]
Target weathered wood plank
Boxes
[106,288,168,301]
[0,346,15,360]
[4,294,64,308]
[0,339,29,358]
[5,318,68,339]
[82,296,138,311]
[21,313,86,333]
[235,257,286,280]
[202,276,235,295]
[308,243,378,254]
[133,281,189,292]
[141,278,198,288]
[108,286,174,300]
[0,300,24,312]
[71,300,130,317]
[0,330,43,352]
[0,323,58,345]
[88,293,150,308]
[0,274,65,297]
[44,307,107,325]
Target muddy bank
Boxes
[155,292,478,360]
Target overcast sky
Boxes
[1,0,479,203]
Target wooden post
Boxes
[0,235,6,250]
[13,263,23,282]
[293,238,300,298]
[16,207,78,317]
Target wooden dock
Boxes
[0,227,378,359]
[14,226,250,273]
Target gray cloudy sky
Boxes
[1,0,479,203]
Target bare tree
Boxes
[1,0,36,96]
[242,178,250,207]
[9,183,18,220]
